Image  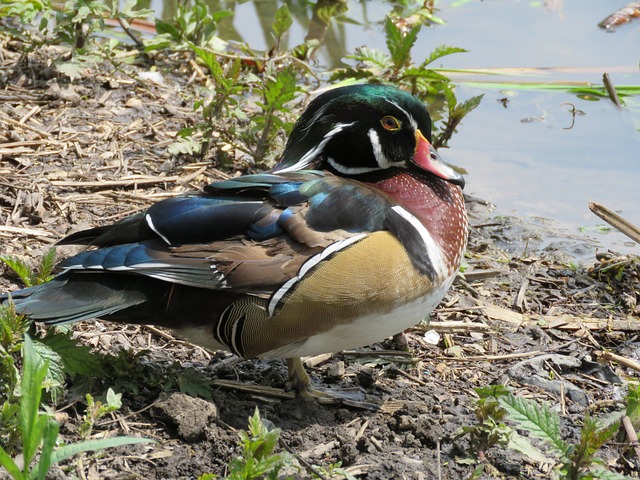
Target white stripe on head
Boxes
[385,99,418,130]
[391,205,448,279]
[276,122,356,173]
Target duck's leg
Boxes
[286,357,378,409]
[286,357,313,396]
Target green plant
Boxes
[147,0,232,51]
[0,247,56,288]
[0,0,152,79]
[0,334,153,480]
[500,393,630,480]
[174,4,305,165]
[456,385,514,460]
[227,408,296,480]
[0,303,29,455]
[78,388,122,439]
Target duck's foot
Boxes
[286,357,379,410]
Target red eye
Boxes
[381,115,401,131]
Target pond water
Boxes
[149,0,640,257]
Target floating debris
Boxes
[598,2,640,31]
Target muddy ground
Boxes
[1,37,640,480]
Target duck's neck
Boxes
[368,169,468,271]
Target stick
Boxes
[589,201,640,244]
[602,73,622,109]
[622,415,640,461]
[596,350,640,373]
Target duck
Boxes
[1,84,468,400]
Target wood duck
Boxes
[2,84,467,398]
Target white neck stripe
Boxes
[391,205,448,279]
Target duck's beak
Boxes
[412,130,465,188]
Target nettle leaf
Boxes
[384,16,420,69]
[272,4,293,41]
[0,254,36,287]
[329,68,375,82]
[422,44,468,67]
[31,338,65,403]
[400,67,449,82]
[455,94,484,116]
[190,42,219,78]
[264,67,300,110]
[474,385,510,400]
[354,47,390,68]
[626,383,640,421]
[37,247,56,284]
[578,414,620,462]
[508,431,555,464]
[177,368,211,399]
[39,330,104,377]
[500,393,569,457]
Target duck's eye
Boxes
[380,115,401,131]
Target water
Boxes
[149,0,640,255]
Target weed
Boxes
[175,4,306,166]
[198,407,297,480]
[78,388,122,439]
[0,0,153,79]
[500,393,630,480]
[455,385,514,460]
[0,247,56,288]
[0,334,153,480]
[148,0,232,51]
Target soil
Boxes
[1,37,640,480]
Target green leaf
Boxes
[117,0,153,19]
[264,67,300,110]
[33,417,60,480]
[385,16,420,69]
[499,393,569,457]
[574,414,620,466]
[475,385,510,400]
[0,444,22,479]
[590,466,635,480]
[20,334,49,468]
[31,339,65,403]
[49,436,154,465]
[347,46,391,70]
[154,20,180,40]
[271,5,293,41]
[508,431,554,464]
[39,331,104,378]
[105,388,122,409]
[177,368,212,399]
[0,255,36,288]
[421,45,468,67]
[626,383,640,421]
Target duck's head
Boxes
[274,84,464,188]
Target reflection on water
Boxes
[141,0,639,254]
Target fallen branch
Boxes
[622,415,640,462]
[595,350,640,373]
[477,299,640,332]
[589,201,640,245]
